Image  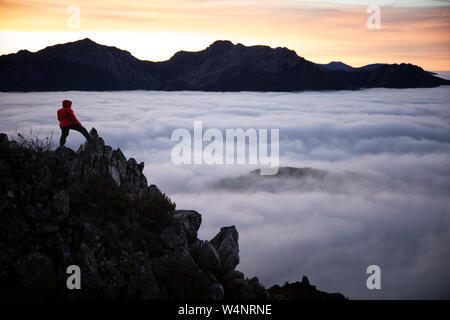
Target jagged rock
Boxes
[206,282,225,300]
[268,276,346,300]
[83,222,102,245]
[84,129,105,158]
[55,146,75,160]
[112,149,127,180]
[160,223,187,249]
[0,133,8,146]
[89,127,99,139]
[191,240,221,272]
[51,190,70,219]
[8,140,19,149]
[160,211,203,249]
[134,255,160,299]
[230,270,245,280]
[211,226,240,280]
[77,242,103,291]
[108,165,121,186]
[56,234,73,267]
[225,276,269,300]
[13,252,54,290]
[0,129,345,300]
[152,247,217,299]
[173,210,202,244]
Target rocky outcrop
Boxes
[268,276,345,300]
[0,129,345,300]
[210,226,240,281]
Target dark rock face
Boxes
[0,129,345,300]
[316,61,355,72]
[324,62,449,89]
[210,226,240,281]
[0,38,158,91]
[268,276,346,300]
[0,38,448,91]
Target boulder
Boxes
[109,165,121,186]
[0,133,9,146]
[210,226,239,279]
[173,210,202,244]
[225,276,269,300]
[138,259,160,299]
[77,242,103,291]
[13,252,54,290]
[112,148,127,179]
[50,190,70,219]
[205,281,224,300]
[161,223,187,249]
[191,240,221,272]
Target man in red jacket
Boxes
[57,100,92,146]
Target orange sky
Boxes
[0,0,449,70]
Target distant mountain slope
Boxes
[156,40,349,91]
[316,61,355,72]
[0,39,158,91]
[214,167,364,193]
[0,38,448,91]
[326,62,449,89]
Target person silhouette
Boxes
[57,100,92,146]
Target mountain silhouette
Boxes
[316,61,355,72]
[0,38,448,91]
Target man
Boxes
[57,99,92,146]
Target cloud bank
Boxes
[0,87,449,298]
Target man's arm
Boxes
[70,109,82,125]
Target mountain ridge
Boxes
[0,38,448,91]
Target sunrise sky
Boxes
[0,0,449,70]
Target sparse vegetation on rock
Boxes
[0,129,345,300]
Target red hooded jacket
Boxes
[57,100,81,128]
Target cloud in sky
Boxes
[0,87,449,298]
[0,0,449,69]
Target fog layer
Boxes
[1,87,449,299]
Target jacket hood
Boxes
[62,100,72,108]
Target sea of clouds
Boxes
[0,87,449,299]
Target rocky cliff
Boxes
[0,129,345,300]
